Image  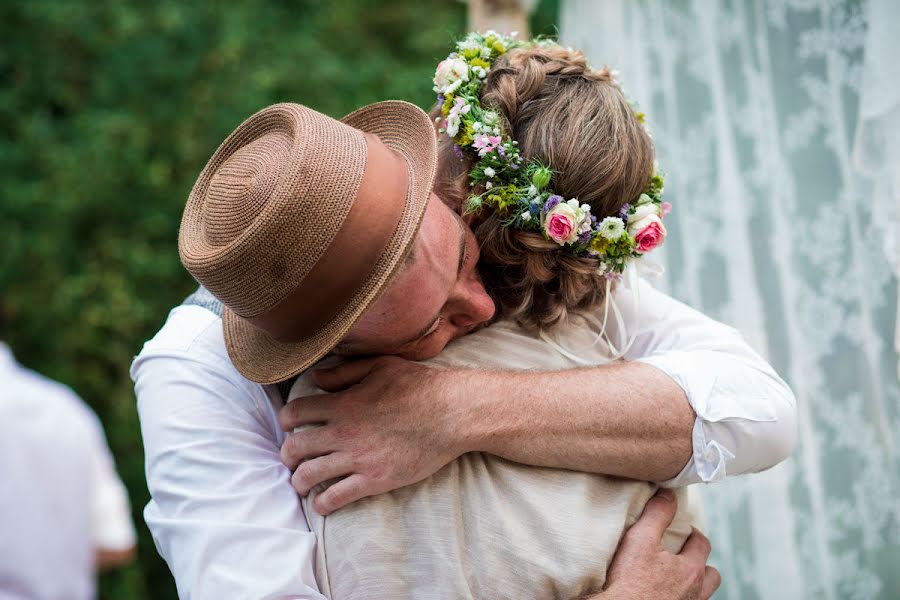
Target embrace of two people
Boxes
[133,32,797,599]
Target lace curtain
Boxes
[560,1,900,598]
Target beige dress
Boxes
[289,315,695,600]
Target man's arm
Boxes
[133,309,325,599]
[84,404,137,571]
[281,280,796,514]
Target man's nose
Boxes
[449,277,495,329]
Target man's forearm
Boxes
[456,361,695,481]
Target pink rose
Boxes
[544,203,579,245]
[660,201,672,216]
[634,219,667,252]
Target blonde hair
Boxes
[432,44,655,331]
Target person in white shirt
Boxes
[0,340,137,600]
[134,50,794,598]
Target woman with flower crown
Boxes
[280,32,797,600]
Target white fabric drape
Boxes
[560,1,900,598]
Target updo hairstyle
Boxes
[432,44,655,330]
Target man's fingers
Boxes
[280,427,335,471]
[679,527,713,563]
[290,453,353,496]
[312,357,389,392]
[278,395,333,431]
[699,565,721,600]
[312,474,371,515]
[625,488,678,547]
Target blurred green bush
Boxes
[0,1,555,597]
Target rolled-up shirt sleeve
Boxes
[612,278,798,487]
[132,308,325,600]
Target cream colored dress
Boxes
[288,315,695,600]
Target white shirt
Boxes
[0,343,137,600]
[132,279,796,599]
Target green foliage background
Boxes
[0,1,557,597]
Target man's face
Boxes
[340,195,495,359]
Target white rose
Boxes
[634,193,653,206]
[627,213,662,237]
[433,58,470,94]
[627,202,658,226]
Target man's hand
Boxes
[279,356,471,515]
[589,489,720,600]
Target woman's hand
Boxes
[587,489,721,600]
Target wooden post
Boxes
[467,0,535,38]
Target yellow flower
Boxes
[458,122,475,146]
[441,94,455,117]
[589,236,610,255]
[469,57,490,70]
[463,48,481,60]
[492,40,506,55]
[635,112,646,124]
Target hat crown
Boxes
[204,132,288,247]
[179,103,366,318]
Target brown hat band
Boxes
[247,133,410,342]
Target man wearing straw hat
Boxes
[133,100,791,598]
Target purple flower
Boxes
[578,231,592,244]
[617,203,631,220]
[497,145,505,159]
[437,94,445,106]
[453,144,464,159]
[543,195,563,212]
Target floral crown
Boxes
[433,31,671,278]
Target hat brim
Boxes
[222,100,437,384]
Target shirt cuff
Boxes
[660,415,736,487]
[637,351,780,487]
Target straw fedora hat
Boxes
[179,101,437,384]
